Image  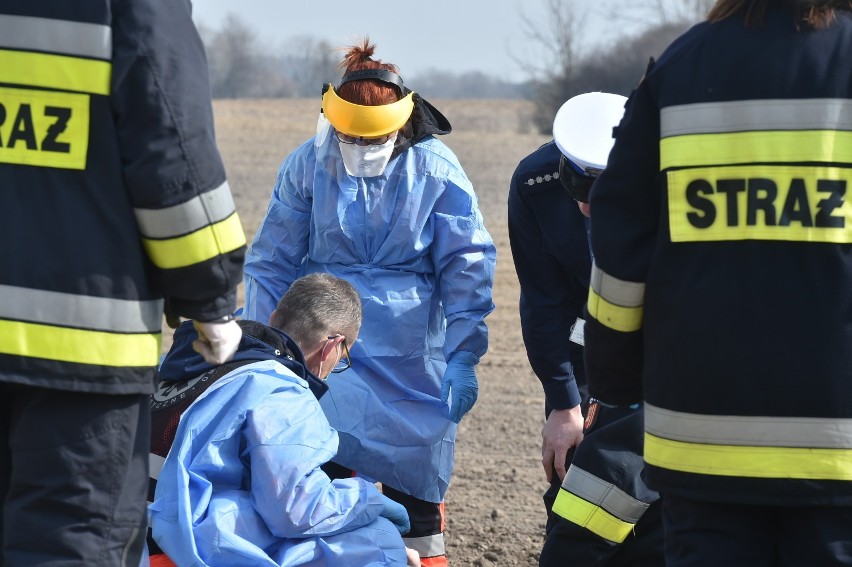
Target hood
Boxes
[391,93,452,159]
[158,319,328,399]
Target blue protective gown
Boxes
[149,325,408,566]
[243,107,496,502]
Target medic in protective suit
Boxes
[243,41,496,566]
[148,319,411,566]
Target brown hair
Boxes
[336,37,402,106]
[707,0,852,28]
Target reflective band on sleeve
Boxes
[0,284,162,333]
[0,15,111,59]
[590,264,645,307]
[0,49,110,95]
[551,488,635,543]
[587,288,643,333]
[134,182,237,239]
[645,403,852,449]
[0,320,160,367]
[403,533,446,558]
[645,432,852,481]
[660,130,852,170]
[661,99,852,137]
[561,466,650,523]
[142,212,246,270]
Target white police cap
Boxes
[552,92,627,175]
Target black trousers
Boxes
[663,493,852,566]
[0,382,149,567]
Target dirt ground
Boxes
[205,98,553,566]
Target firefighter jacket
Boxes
[148,320,408,566]
[584,7,852,506]
[0,1,246,395]
[508,141,591,410]
[540,404,662,567]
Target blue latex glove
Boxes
[440,351,480,423]
[378,494,410,535]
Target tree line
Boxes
[199,0,713,134]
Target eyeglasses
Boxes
[335,130,393,147]
[329,335,352,374]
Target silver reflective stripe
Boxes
[590,263,645,307]
[0,284,162,333]
[661,99,852,137]
[134,182,236,239]
[149,452,166,481]
[645,403,852,449]
[562,466,649,523]
[403,533,445,557]
[0,15,111,59]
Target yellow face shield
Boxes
[322,86,415,138]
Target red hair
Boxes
[336,37,402,106]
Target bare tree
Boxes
[206,14,263,98]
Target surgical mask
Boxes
[338,132,397,177]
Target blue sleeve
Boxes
[507,151,590,409]
[429,179,496,360]
[243,148,313,323]
[246,388,386,538]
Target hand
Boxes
[378,494,410,535]
[440,352,480,423]
[542,406,584,483]
[192,319,242,365]
[406,547,421,566]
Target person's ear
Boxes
[320,335,344,363]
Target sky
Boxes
[189,0,666,83]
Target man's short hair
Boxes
[269,273,362,349]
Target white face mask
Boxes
[338,133,397,178]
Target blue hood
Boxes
[158,320,328,399]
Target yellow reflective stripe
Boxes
[142,212,246,270]
[587,288,643,332]
[667,165,852,243]
[645,432,852,481]
[0,319,160,367]
[660,130,852,170]
[552,488,634,543]
[0,49,110,95]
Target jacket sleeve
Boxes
[540,409,661,566]
[109,0,245,322]
[242,151,313,323]
[246,384,386,538]
[429,179,496,361]
[508,166,589,410]
[585,75,661,406]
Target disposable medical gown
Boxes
[149,359,408,566]
[244,117,496,502]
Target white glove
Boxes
[192,318,242,365]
